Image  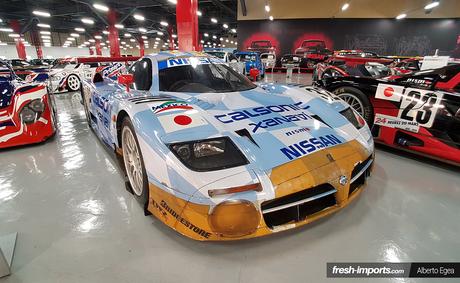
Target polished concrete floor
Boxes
[1,76,459,283]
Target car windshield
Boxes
[236,54,256,62]
[251,41,270,48]
[206,52,226,59]
[52,62,77,69]
[159,59,256,93]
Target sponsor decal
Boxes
[215,102,312,133]
[374,113,419,133]
[285,127,310,137]
[280,134,342,160]
[160,200,212,239]
[158,57,223,70]
[152,100,193,114]
[100,62,124,78]
[376,84,405,102]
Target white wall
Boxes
[0,45,110,59]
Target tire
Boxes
[121,117,149,208]
[333,86,374,126]
[66,74,81,91]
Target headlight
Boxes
[19,99,45,124]
[340,107,366,129]
[169,137,248,171]
[208,200,260,238]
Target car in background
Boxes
[49,57,128,92]
[279,54,305,68]
[314,61,395,81]
[80,51,375,241]
[247,40,276,54]
[294,40,333,68]
[29,58,56,67]
[234,51,265,80]
[6,59,49,80]
[260,53,276,69]
[0,60,56,149]
[204,49,245,74]
[316,63,460,165]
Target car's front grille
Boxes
[349,156,373,196]
[261,184,337,228]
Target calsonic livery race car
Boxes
[0,61,56,149]
[317,64,460,165]
[81,51,374,241]
[49,57,128,92]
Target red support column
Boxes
[108,10,120,57]
[176,0,198,51]
[11,20,26,60]
[89,47,94,55]
[95,38,102,56]
[139,37,145,56]
[30,30,43,59]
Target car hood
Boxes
[132,86,366,171]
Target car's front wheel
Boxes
[121,117,149,207]
[66,74,81,91]
[333,86,374,126]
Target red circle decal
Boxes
[174,115,192,125]
[383,87,394,97]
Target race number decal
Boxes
[397,88,443,128]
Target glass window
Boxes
[159,61,256,93]
[128,58,152,91]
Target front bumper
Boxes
[147,140,374,241]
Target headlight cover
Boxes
[169,137,248,171]
[20,99,45,124]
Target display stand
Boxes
[0,233,17,278]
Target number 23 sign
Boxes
[397,88,443,128]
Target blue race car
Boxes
[234,51,265,80]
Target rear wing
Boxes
[76,56,141,83]
[75,56,140,64]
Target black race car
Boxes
[315,64,460,165]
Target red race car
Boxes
[294,40,332,68]
[316,63,460,165]
[0,61,56,149]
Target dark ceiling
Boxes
[0,0,237,45]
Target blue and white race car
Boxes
[234,51,265,79]
[81,51,375,241]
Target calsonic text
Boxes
[280,134,342,160]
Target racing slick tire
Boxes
[333,86,374,126]
[66,74,81,91]
[121,117,150,211]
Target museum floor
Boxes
[1,73,459,283]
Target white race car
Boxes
[81,51,375,241]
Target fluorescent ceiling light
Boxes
[75,27,85,32]
[40,31,51,35]
[89,39,96,42]
[342,3,349,11]
[9,33,20,38]
[81,18,95,24]
[160,21,168,26]
[204,33,209,37]
[396,13,407,20]
[0,28,14,32]
[130,38,135,42]
[212,35,217,39]
[424,1,439,10]
[138,27,147,33]
[33,10,51,17]
[124,33,131,37]
[70,33,80,37]
[115,24,124,29]
[211,18,218,23]
[93,3,109,12]
[95,35,102,39]
[157,31,164,35]
[141,35,147,39]
[67,37,75,41]
[102,30,109,34]
[269,16,274,21]
[197,10,202,16]
[223,23,228,29]
[133,14,145,21]
[172,34,177,38]
[41,35,51,39]
[265,5,270,12]
[231,28,236,33]
[37,23,50,28]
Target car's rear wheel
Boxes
[66,74,80,91]
[121,118,149,207]
[333,86,374,126]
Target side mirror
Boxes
[118,74,134,92]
